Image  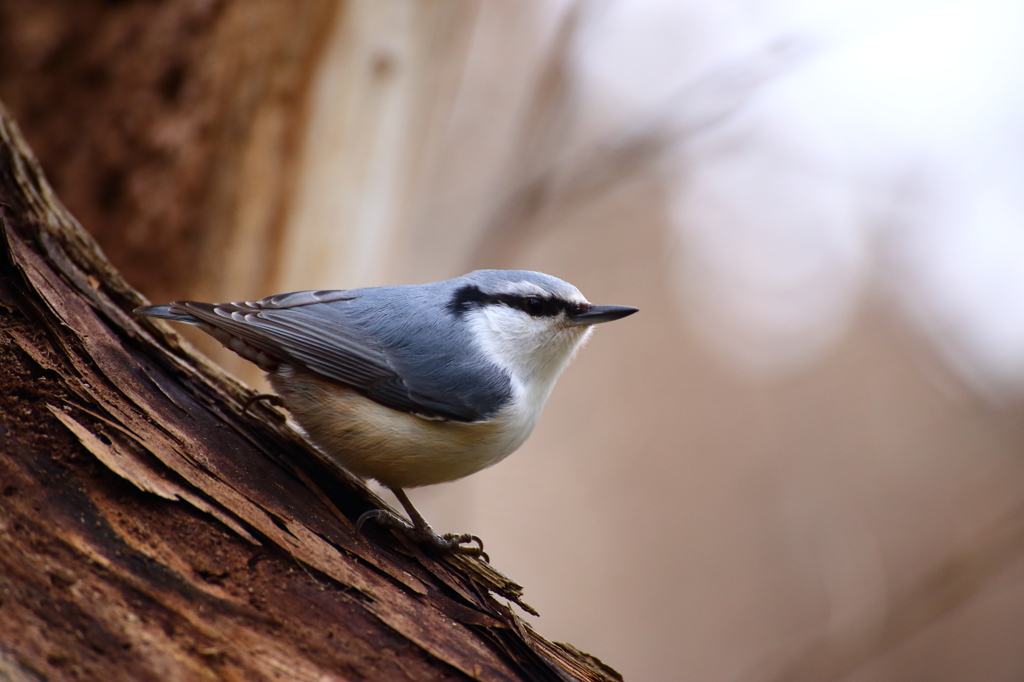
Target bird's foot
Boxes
[242,392,285,415]
[356,509,488,562]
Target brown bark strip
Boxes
[0,103,621,681]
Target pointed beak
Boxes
[567,305,639,325]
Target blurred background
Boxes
[3,0,1024,679]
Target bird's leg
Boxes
[390,487,489,561]
[356,487,488,561]
[242,392,285,414]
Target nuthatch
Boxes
[136,270,638,558]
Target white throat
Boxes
[465,305,592,413]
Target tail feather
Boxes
[134,304,202,325]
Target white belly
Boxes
[269,369,535,489]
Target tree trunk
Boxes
[0,104,619,681]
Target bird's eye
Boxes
[522,297,545,316]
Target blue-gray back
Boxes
[169,275,515,422]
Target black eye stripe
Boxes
[448,285,578,318]
[497,294,561,317]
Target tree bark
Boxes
[0,104,619,681]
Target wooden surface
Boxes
[0,103,620,682]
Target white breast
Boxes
[270,369,542,488]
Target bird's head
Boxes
[448,270,637,390]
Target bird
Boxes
[135,270,638,559]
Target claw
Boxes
[441,533,488,561]
[243,393,285,415]
[357,502,490,562]
[356,508,410,536]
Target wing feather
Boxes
[171,294,485,421]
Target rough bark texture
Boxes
[0,105,620,681]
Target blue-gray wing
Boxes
[170,290,494,422]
